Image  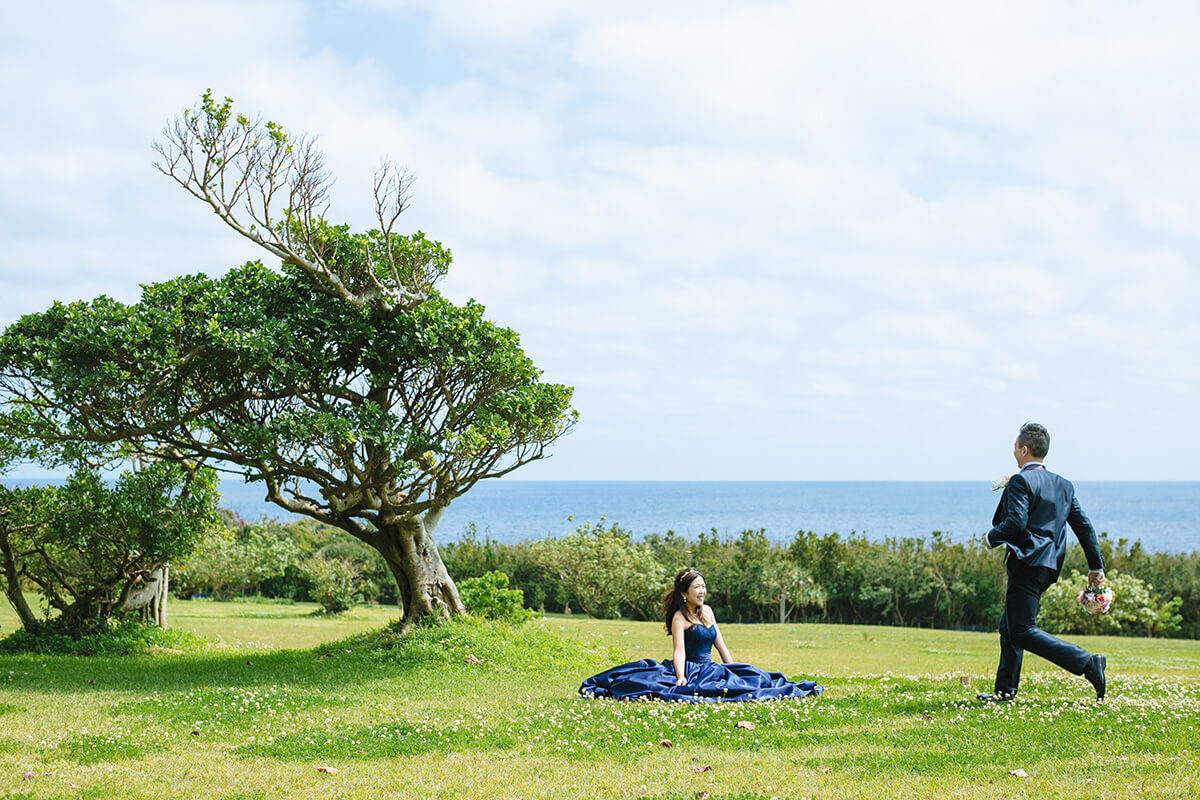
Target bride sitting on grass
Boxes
[579,568,823,702]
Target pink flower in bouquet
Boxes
[1078,584,1113,615]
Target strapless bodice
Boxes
[684,624,717,663]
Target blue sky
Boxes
[1,1,1197,481]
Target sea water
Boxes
[6,478,1194,553]
[210,479,1197,553]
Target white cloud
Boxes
[1,0,1197,480]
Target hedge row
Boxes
[441,523,1198,638]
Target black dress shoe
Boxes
[1084,654,1107,700]
[976,690,1016,702]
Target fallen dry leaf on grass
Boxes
[735,721,756,730]
[696,792,710,800]
[1009,768,1029,778]
[22,772,35,780]
[691,765,712,774]
[658,739,673,748]
[316,766,339,775]
[959,675,971,685]
[818,766,832,773]
[464,654,481,664]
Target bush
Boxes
[457,571,535,623]
[318,537,399,606]
[173,525,300,600]
[441,523,563,612]
[300,553,362,615]
[0,615,208,655]
[1064,535,1200,639]
[441,527,1197,637]
[533,520,667,619]
[1039,570,1183,637]
[1,463,221,631]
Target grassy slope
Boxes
[1,599,1198,799]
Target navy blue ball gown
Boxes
[579,623,823,702]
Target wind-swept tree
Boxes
[0,462,220,633]
[0,93,577,625]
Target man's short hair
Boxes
[1018,422,1050,459]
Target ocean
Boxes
[164,479,1200,554]
[5,478,1195,553]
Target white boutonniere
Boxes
[991,476,1010,491]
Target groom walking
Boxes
[980,422,1108,701]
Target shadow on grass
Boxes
[0,618,615,698]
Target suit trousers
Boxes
[995,555,1093,694]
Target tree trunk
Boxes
[119,565,167,626]
[377,514,464,626]
[157,565,169,627]
[0,532,38,630]
[778,593,787,625]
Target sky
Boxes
[1,1,1197,481]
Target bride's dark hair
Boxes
[662,568,702,633]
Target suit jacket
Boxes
[986,463,1104,577]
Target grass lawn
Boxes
[1,599,1198,799]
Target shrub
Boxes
[300,553,362,615]
[441,524,562,612]
[532,520,667,619]
[318,537,399,605]
[173,525,300,600]
[457,571,535,623]
[1039,569,1183,637]
[0,463,221,631]
[0,615,207,655]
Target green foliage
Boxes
[444,526,1200,638]
[787,530,1005,629]
[0,463,220,631]
[441,523,562,611]
[532,520,668,620]
[300,552,362,615]
[1039,569,1183,637]
[173,516,401,607]
[0,235,576,622]
[0,614,207,655]
[0,258,576,522]
[457,571,534,623]
[173,525,300,601]
[317,535,399,605]
[1063,536,1200,638]
[747,556,826,623]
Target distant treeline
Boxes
[174,514,1198,638]
[441,522,1197,638]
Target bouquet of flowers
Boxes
[1078,583,1114,615]
[991,476,1010,491]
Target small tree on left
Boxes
[0,461,220,634]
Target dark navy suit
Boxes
[986,462,1105,694]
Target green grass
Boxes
[1,599,1198,798]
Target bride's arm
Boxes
[670,612,689,685]
[707,606,734,664]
